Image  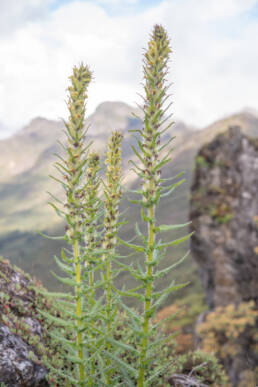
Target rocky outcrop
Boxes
[0,258,68,386]
[190,126,258,386]
[190,125,258,308]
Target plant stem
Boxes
[83,152,101,386]
[74,239,84,384]
[103,131,123,384]
[136,24,171,386]
[138,184,156,387]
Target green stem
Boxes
[74,240,84,384]
[106,255,112,385]
[102,131,123,384]
[136,25,171,385]
[138,203,155,387]
[88,268,94,386]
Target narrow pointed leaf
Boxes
[157,232,193,250]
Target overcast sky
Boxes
[0,0,257,137]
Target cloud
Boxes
[0,0,257,136]
[0,0,54,35]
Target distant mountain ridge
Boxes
[0,101,257,295]
[0,101,193,232]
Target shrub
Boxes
[196,301,258,359]
[169,350,228,386]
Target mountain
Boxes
[0,102,257,306]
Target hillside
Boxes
[0,102,257,307]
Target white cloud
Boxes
[0,0,53,35]
[0,0,257,136]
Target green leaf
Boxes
[159,112,174,130]
[128,198,143,205]
[153,155,171,172]
[38,309,75,328]
[61,248,73,264]
[141,207,152,223]
[49,174,68,188]
[119,300,142,325]
[51,271,78,287]
[117,288,145,301]
[151,307,182,331]
[157,232,193,249]
[128,159,144,173]
[145,359,175,386]
[148,331,176,351]
[103,350,138,378]
[54,161,70,174]
[157,133,175,153]
[135,222,146,242]
[118,237,145,252]
[115,261,143,281]
[55,299,75,312]
[44,362,78,384]
[127,188,143,195]
[160,178,185,198]
[65,353,85,365]
[153,281,189,301]
[107,337,139,355]
[153,251,190,279]
[47,191,63,205]
[35,289,73,300]
[160,171,184,183]
[54,255,74,275]
[157,221,191,232]
[36,231,65,240]
[49,330,75,347]
[131,145,146,165]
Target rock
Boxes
[0,325,48,386]
[190,126,258,386]
[0,258,68,386]
[0,258,50,386]
[190,125,258,308]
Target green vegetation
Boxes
[120,25,191,386]
[196,302,258,385]
[170,350,228,385]
[38,24,197,386]
[0,257,72,386]
[195,155,210,168]
[0,24,231,387]
[210,203,234,224]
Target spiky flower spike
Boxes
[102,130,123,384]
[62,64,92,385]
[119,25,192,386]
[83,151,101,294]
[43,64,93,386]
[82,151,103,385]
[103,131,123,254]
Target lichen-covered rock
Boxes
[0,325,48,386]
[190,126,258,386]
[0,257,68,386]
[190,125,258,308]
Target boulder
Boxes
[0,258,66,386]
[190,126,258,386]
[190,125,258,308]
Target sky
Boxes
[0,0,257,137]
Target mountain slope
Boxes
[0,103,257,307]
